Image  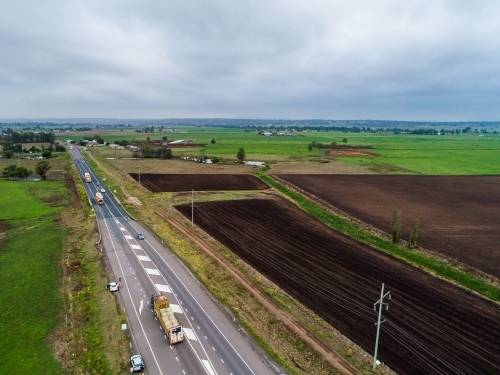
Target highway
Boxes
[70,147,279,375]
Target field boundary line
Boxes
[158,210,363,375]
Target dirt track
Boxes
[177,198,500,375]
[129,173,269,192]
[276,174,500,278]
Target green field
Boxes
[59,127,500,175]
[333,133,500,175]
[0,180,68,374]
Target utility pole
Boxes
[139,163,141,186]
[373,283,391,369]
[191,189,194,227]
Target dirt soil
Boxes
[129,173,269,192]
[325,149,378,157]
[109,158,259,175]
[275,175,500,278]
[176,198,500,375]
[269,161,376,175]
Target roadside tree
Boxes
[408,219,419,249]
[236,148,246,162]
[11,166,32,178]
[391,209,401,244]
[2,164,32,178]
[2,164,17,176]
[2,149,14,158]
[35,160,51,179]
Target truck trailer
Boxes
[150,294,184,344]
[84,172,91,183]
[95,192,104,205]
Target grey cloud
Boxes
[1,0,500,119]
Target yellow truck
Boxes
[84,172,91,183]
[150,294,184,344]
[95,192,104,205]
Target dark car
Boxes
[137,233,145,240]
[130,354,145,372]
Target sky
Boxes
[1,1,499,121]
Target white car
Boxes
[107,282,119,292]
[100,187,105,193]
[130,355,145,372]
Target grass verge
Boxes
[0,180,65,374]
[59,164,130,374]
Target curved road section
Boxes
[70,148,279,375]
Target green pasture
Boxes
[184,129,500,174]
[0,180,68,374]
[332,133,500,175]
[59,127,500,174]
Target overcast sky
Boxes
[1,1,499,121]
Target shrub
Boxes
[409,219,419,249]
[391,209,401,243]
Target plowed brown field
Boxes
[276,175,500,278]
[176,198,500,375]
[129,173,269,192]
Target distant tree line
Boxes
[137,142,174,159]
[0,130,56,143]
[1,140,65,159]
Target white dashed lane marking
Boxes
[183,328,197,341]
[169,304,182,313]
[202,360,216,375]
[131,244,142,250]
[146,268,161,275]
[138,255,151,261]
[155,284,172,293]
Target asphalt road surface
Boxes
[70,147,280,375]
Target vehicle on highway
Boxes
[95,192,104,205]
[137,233,145,240]
[100,187,105,193]
[130,354,145,372]
[107,282,119,292]
[151,294,184,344]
